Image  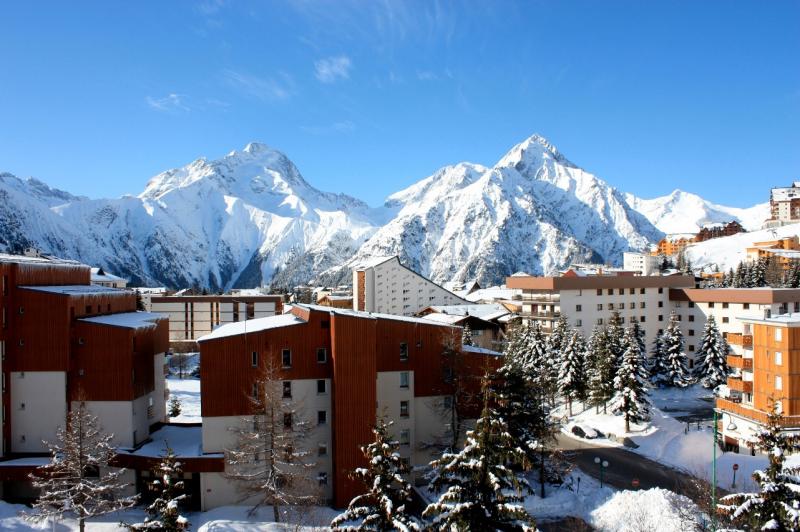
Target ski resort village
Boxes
[2,2,799,530]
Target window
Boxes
[607,289,614,296]
[776,351,783,366]
[400,401,409,417]
[318,443,327,456]
[251,351,258,367]
[795,302,800,313]
[689,330,695,336]
[689,302,695,308]
[776,376,783,390]
[688,345,695,352]
[318,472,328,486]
[776,400,784,414]
[618,289,624,295]
[658,287,663,294]
[658,301,663,308]
[318,411,327,425]
[722,317,729,324]
[596,318,604,325]
[597,304,603,311]
[743,303,750,310]
[596,289,602,296]
[708,302,715,308]
[640,288,646,294]
[252,383,259,399]
[575,304,582,312]
[399,342,409,361]
[283,413,293,429]
[776,328,783,342]
[282,349,292,368]
[722,302,729,309]
[575,319,582,327]
[629,302,635,309]
[620,317,625,324]
[689,315,695,322]
[629,288,635,295]
[282,381,292,399]
[640,316,646,323]
[400,371,409,389]
[609,303,615,310]
[317,348,327,363]
[317,379,326,394]
[640,302,646,308]
[400,429,410,445]
[658,315,663,322]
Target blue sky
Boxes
[1,1,798,207]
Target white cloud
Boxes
[314,55,352,83]
[223,69,292,101]
[146,93,189,112]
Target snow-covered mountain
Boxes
[686,222,800,273]
[0,135,763,289]
[625,189,768,234]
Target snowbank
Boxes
[167,377,201,423]
[590,488,705,531]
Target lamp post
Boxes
[594,457,609,488]
[732,463,739,488]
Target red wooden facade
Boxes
[198,305,503,507]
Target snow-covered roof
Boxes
[126,425,216,458]
[0,253,83,266]
[300,304,460,328]
[321,295,352,301]
[664,233,696,241]
[462,344,502,357]
[79,312,165,330]
[132,287,168,294]
[21,285,130,296]
[418,313,466,325]
[464,286,516,303]
[90,267,126,283]
[354,256,396,270]
[0,456,50,467]
[739,312,800,326]
[424,303,510,320]
[199,313,306,342]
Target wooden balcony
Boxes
[727,333,753,348]
[716,398,800,428]
[727,376,753,393]
[726,355,753,370]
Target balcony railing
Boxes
[727,333,753,348]
[727,376,753,393]
[521,293,560,303]
[726,355,753,370]
[716,398,800,427]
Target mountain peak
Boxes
[495,133,575,173]
[243,141,271,154]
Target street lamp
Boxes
[594,457,609,488]
[732,463,739,488]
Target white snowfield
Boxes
[687,221,800,272]
[0,135,765,291]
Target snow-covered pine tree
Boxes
[733,261,745,288]
[126,443,190,531]
[693,315,729,389]
[424,377,535,531]
[610,327,651,433]
[225,359,317,521]
[25,402,137,532]
[785,261,800,288]
[462,323,474,346]
[558,330,588,416]
[547,314,570,404]
[527,321,558,405]
[331,419,419,531]
[720,398,800,530]
[168,396,182,418]
[606,311,625,376]
[588,327,615,414]
[661,313,692,387]
[648,331,671,386]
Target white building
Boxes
[623,252,661,276]
[353,256,469,316]
[90,267,128,288]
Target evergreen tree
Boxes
[660,313,692,387]
[606,311,625,375]
[423,378,535,531]
[648,331,671,386]
[750,257,768,287]
[629,317,647,359]
[733,261,746,287]
[610,328,652,433]
[693,315,729,389]
[558,330,588,416]
[527,322,558,406]
[588,327,615,414]
[721,399,800,531]
[126,444,190,531]
[25,402,137,532]
[168,396,182,418]
[785,261,800,288]
[462,324,474,346]
[331,419,419,531]
[547,315,570,404]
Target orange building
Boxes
[652,234,695,257]
[717,313,800,453]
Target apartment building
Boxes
[745,236,800,271]
[149,294,283,346]
[764,181,800,228]
[653,234,695,256]
[695,221,745,242]
[506,272,695,344]
[0,253,173,501]
[623,252,661,276]
[353,256,470,316]
[197,303,499,510]
[90,267,128,288]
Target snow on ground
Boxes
[522,470,615,524]
[561,385,769,492]
[589,487,707,531]
[167,377,201,423]
[686,221,800,272]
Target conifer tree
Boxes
[331,419,419,531]
[547,315,570,404]
[462,323,474,346]
[611,327,651,433]
[721,399,800,531]
[126,444,190,531]
[661,313,692,387]
[785,261,800,288]
[648,331,671,387]
[606,311,625,375]
[168,396,182,418]
[588,328,615,414]
[558,330,588,416]
[25,402,137,532]
[693,315,729,389]
[733,261,746,288]
[424,378,535,531]
[527,321,558,405]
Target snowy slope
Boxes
[333,135,662,284]
[626,189,768,233]
[0,134,760,289]
[686,222,800,272]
